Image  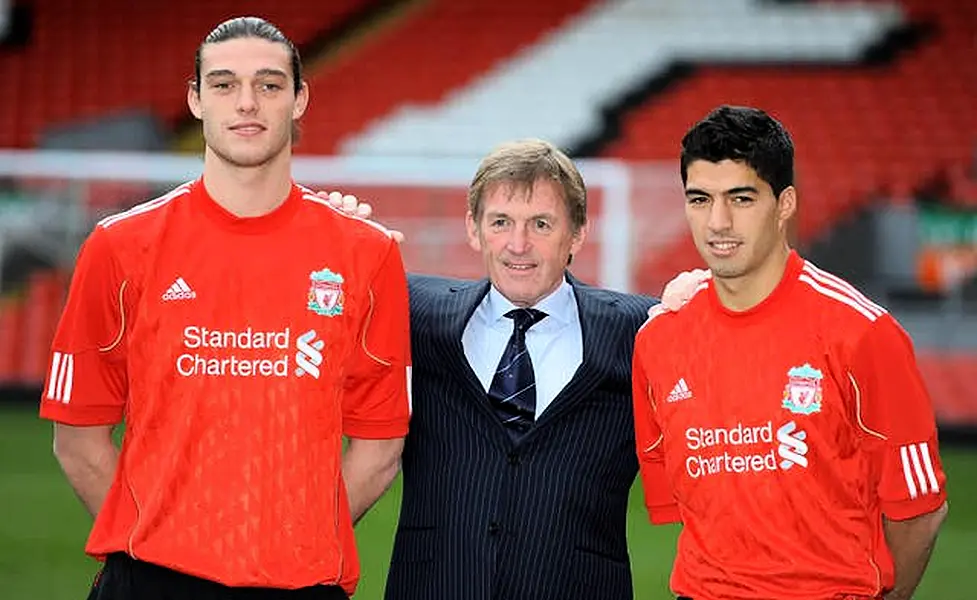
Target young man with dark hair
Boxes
[633,105,948,600]
[40,16,411,600]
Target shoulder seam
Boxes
[98,182,193,228]
[798,262,887,322]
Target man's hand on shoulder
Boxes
[316,190,406,244]
[649,268,711,319]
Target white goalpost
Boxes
[0,149,639,293]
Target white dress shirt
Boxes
[461,280,583,418]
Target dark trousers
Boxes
[87,553,348,600]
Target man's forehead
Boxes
[485,179,564,205]
[686,159,762,190]
[200,38,290,74]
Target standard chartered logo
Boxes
[294,330,324,379]
[776,421,808,469]
[175,326,324,379]
[685,420,809,478]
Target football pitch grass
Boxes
[1,405,974,599]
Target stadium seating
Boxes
[947,163,977,209]
[0,269,65,385]
[0,0,974,427]
[334,0,903,157]
[613,0,977,292]
[0,0,371,148]
[917,352,977,427]
[298,0,599,155]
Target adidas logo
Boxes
[667,378,693,402]
[162,277,196,301]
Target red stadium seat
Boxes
[0,1,372,148]
[917,352,977,426]
[298,0,600,155]
[613,0,977,294]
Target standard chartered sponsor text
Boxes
[685,421,779,478]
[178,326,292,377]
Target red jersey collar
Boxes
[707,249,803,320]
[191,178,302,234]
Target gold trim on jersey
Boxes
[849,372,887,440]
[99,280,128,353]
[361,288,391,366]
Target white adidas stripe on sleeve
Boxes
[45,351,74,404]
[899,442,940,499]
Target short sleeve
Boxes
[633,329,681,524]
[342,239,411,439]
[849,314,947,520]
[39,226,129,426]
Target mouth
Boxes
[707,240,742,257]
[502,260,538,274]
[229,122,266,136]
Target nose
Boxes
[506,223,531,254]
[236,83,258,114]
[707,198,733,233]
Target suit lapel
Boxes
[438,279,497,414]
[531,277,624,432]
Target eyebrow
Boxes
[725,186,760,196]
[255,68,288,78]
[204,68,289,79]
[684,186,760,196]
[485,211,555,220]
[204,69,235,80]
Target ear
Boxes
[187,82,203,120]
[466,210,482,252]
[569,219,589,258]
[776,185,797,232]
[293,81,309,120]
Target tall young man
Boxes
[633,105,948,600]
[40,17,411,600]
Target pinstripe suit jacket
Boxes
[384,273,657,600]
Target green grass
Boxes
[2,405,974,599]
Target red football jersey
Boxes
[39,180,412,594]
[633,251,947,600]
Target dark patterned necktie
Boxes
[488,308,547,438]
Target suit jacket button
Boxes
[488,521,501,535]
[507,452,520,466]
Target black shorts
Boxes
[87,553,349,600]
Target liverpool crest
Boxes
[307,268,344,317]
[782,363,823,415]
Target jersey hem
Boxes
[649,504,681,524]
[343,418,409,439]
[39,403,124,426]
[882,491,947,521]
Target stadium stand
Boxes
[297,0,599,155]
[0,0,373,148]
[607,0,976,291]
[335,0,904,156]
[0,0,973,428]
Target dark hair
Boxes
[193,16,303,95]
[680,105,794,197]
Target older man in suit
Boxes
[357,139,654,600]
